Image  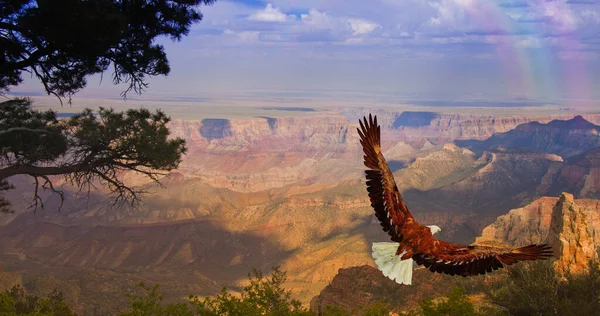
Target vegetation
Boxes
[0,285,75,315]
[490,260,600,315]
[320,301,391,316]
[1,0,216,100]
[6,261,600,315]
[0,0,220,212]
[0,97,187,212]
[417,287,484,316]
[117,266,312,316]
[191,267,311,316]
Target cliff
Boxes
[477,194,600,247]
[455,116,600,158]
[546,192,598,275]
[342,108,600,144]
[549,147,600,199]
[309,265,459,314]
[166,112,600,192]
[0,265,21,292]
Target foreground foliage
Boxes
[191,267,311,316]
[0,285,75,315]
[8,259,600,315]
[490,260,600,315]
[119,266,312,316]
[418,287,483,316]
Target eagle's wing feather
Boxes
[414,241,554,276]
[358,114,419,242]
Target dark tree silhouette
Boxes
[0,0,215,212]
[0,98,187,213]
[1,0,216,101]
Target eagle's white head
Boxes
[426,225,442,235]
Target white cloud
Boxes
[427,0,469,26]
[300,9,333,27]
[515,36,543,48]
[580,9,600,23]
[347,18,380,35]
[223,29,260,43]
[541,1,578,31]
[192,0,600,57]
[248,3,295,22]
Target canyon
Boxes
[2,105,600,314]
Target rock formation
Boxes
[455,116,600,159]
[477,195,600,246]
[309,265,458,315]
[0,265,21,291]
[478,192,600,275]
[546,192,598,275]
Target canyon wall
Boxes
[476,194,600,247]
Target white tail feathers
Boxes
[371,225,441,285]
[372,242,413,285]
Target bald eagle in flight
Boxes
[358,114,553,285]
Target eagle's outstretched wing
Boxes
[357,114,420,242]
[413,241,554,276]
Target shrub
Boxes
[489,260,600,315]
[419,287,482,316]
[119,266,313,316]
[0,285,75,316]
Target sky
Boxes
[13,0,600,103]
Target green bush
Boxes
[0,285,75,316]
[321,304,350,316]
[119,282,193,316]
[119,266,313,316]
[489,260,600,316]
[419,287,482,316]
[362,301,391,316]
[191,266,312,316]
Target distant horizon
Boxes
[8,1,600,105]
[7,88,600,109]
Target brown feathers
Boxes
[413,244,554,277]
[358,114,418,242]
[358,113,554,277]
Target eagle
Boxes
[358,114,553,285]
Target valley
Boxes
[2,103,600,314]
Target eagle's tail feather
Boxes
[372,242,413,285]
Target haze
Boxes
[10,0,600,105]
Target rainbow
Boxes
[455,1,592,105]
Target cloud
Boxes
[500,1,530,8]
[299,9,332,27]
[223,29,261,42]
[566,0,600,4]
[347,18,380,35]
[580,9,600,22]
[248,3,295,22]
[188,0,600,65]
[514,36,543,48]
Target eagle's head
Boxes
[426,225,442,235]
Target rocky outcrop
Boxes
[549,147,600,199]
[309,265,461,315]
[478,192,600,275]
[0,265,21,291]
[477,194,600,247]
[546,192,598,275]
